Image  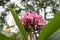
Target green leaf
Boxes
[8,6,28,40]
[38,11,60,40]
[47,30,60,40]
[0,33,14,40]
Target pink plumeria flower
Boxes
[21,11,46,31]
[38,19,46,26]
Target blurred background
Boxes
[0,0,60,40]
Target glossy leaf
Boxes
[8,6,28,40]
[48,30,60,40]
[38,11,60,40]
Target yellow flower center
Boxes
[6,28,11,33]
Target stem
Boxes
[29,31,32,40]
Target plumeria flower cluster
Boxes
[21,11,46,31]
